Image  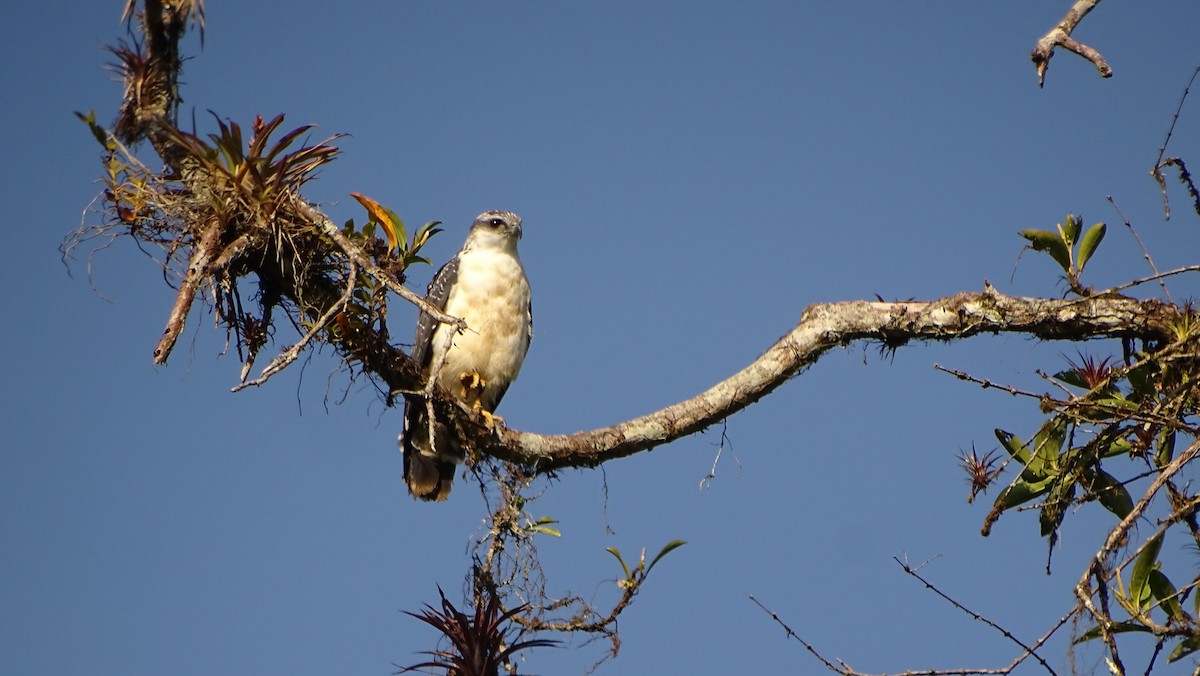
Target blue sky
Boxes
[5,2,1200,674]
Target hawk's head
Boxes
[464,210,522,253]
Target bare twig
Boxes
[1031,0,1111,87]
[894,557,1059,674]
[699,419,739,491]
[1151,66,1200,220]
[1107,264,1200,295]
[422,316,458,458]
[231,260,358,392]
[934,364,1045,401]
[749,593,1029,676]
[748,595,847,674]
[1108,196,1172,303]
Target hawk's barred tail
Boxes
[403,441,455,501]
[401,401,457,500]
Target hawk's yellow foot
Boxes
[479,408,505,432]
[458,370,504,433]
[459,370,485,403]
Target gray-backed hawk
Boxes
[401,211,532,501]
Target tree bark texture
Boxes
[482,287,1180,471]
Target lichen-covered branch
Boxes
[1032,0,1112,87]
[482,286,1180,472]
[114,0,204,160]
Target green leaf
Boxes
[1076,222,1106,272]
[1101,436,1132,458]
[1084,468,1137,521]
[1088,468,1134,519]
[1168,635,1200,662]
[1050,369,1090,389]
[645,539,687,576]
[1195,573,1200,618]
[527,517,562,538]
[1062,213,1081,246]
[1030,416,1067,474]
[995,429,1032,466]
[1157,430,1176,468]
[1130,533,1165,611]
[1020,228,1071,272]
[993,475,1055,511]
[995,420,1064,484]
[1039,477,1074,537]
[1089,394,1138,413]
[75,110,112,150]
[1073,620,1153,644]
[412,221,443,250]
[1148,569,1184,623]
[1126,360,1155,399]
[383,207,407,253]
[605,547,631,580]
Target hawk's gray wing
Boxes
[410,256,460,368]
[402,255,461,501]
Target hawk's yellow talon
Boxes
[480,409,505,432]
[459,370,485,400]
[456,370,502,434]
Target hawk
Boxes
[401,211,532,500]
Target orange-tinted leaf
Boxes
[350,192,403,252]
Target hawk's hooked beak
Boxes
[513,222,523,240]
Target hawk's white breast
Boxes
[431,247,531,410]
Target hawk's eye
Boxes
[488,218,505,228]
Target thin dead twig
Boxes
[748,592,1030,676]
[232,260,358,392]
[1151,65,1200,220]
[894,556,1060,674]
[1108,196,1172,304]
[1031,0,1111,87]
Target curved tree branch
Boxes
[477,285,1180,471]
[1032,0,1112,87]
